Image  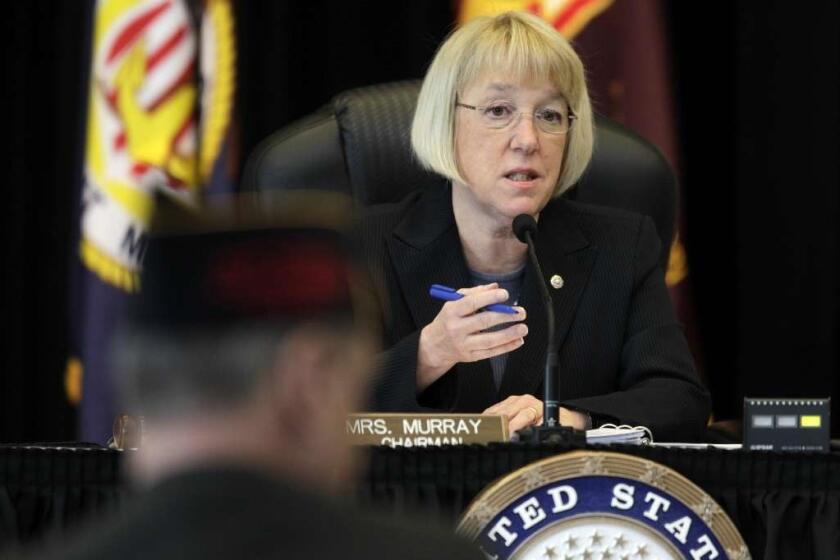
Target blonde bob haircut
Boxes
[411,11,594,196]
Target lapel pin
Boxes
[550,274,564,289]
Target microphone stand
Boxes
[515,223,586,446]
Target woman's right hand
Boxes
[416,283,528,392]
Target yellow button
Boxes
[800,415,822,428]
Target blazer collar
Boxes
[387,181,472,345]
[392,179,455,249]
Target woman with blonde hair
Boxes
[362,12,709,442]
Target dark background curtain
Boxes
[1,2,92,443]
[1,0,838,442]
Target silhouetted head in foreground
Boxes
[115,192,379,492]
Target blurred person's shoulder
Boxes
[336,503,483,560]
[20,466,481,560]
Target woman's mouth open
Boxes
[504,170,540,187]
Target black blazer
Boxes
[359,181,710,442]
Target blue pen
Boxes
[429,284,518,314]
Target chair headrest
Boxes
[244,80,678,268]
[333,81,439,205]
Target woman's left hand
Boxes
[483,395,589,435]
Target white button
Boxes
[550,274,564,289]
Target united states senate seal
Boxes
[457,451,750,560]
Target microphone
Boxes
[512,214,538,244]
[513,214,559,427]
[512,214,583,444]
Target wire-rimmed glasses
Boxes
[456,101,576,135]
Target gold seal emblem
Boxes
[457,450,750,560]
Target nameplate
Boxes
[346,413,508,447]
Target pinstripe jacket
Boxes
[358,181,710,442]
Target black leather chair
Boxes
[243,80,677,268]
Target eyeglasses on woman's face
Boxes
[455,101,576,135]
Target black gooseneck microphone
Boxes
[513,214,584,444]
[512,214,559,425]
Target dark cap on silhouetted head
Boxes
[125,191,371,331]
